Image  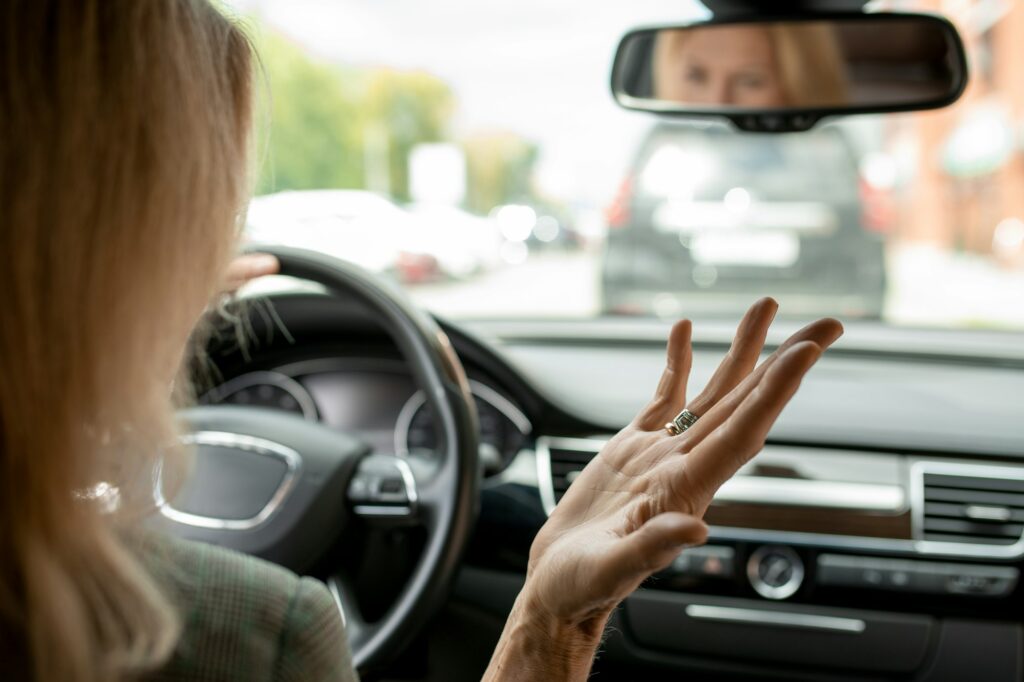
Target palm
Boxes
[526,299,844,626]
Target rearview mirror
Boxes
[611,13,968,132]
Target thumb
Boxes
[604,513,708,593]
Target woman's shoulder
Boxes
[132,531,357,682]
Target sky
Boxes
[225,0,710,207]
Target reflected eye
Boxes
[735,73,767,90]
[684,65,708,85]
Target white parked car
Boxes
[405,203,504,279]
[246,190,431,280]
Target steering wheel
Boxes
[154,246,480,674]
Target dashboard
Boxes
[200,292,1024,681]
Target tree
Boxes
[254,32,365,194]
[361,69,454,201]
[462,132,539,214]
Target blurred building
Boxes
[884,0,1024,265]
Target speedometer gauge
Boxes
[395,380,530,467]
[201,371,318,421]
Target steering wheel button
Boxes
[348,476,373,502]
[379,478,404,495]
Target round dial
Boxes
[396,380,530,468]
[747,545,804,600]
[201,371,318,421]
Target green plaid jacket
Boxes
[135,532,358,682]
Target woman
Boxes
[653,23,850,108]
[0,1,842,680]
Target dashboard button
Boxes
[747,545,804,600]
[673,545,735,578]
[818,554,1019,597]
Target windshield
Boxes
[227,0,1024,330]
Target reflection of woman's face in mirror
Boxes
[654,26,787,107]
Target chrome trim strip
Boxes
[535,437,607,515]
[716,477,904,511]
[469,380,533,436]
[202,370,319,422]
[393,390,427,457]
[326,577,347,629]
[353,505,413,516]
[395,456,418,507]
[395,379,532,458]
[157,431,302,531]
[684,605,866,634]
[535,438,558,515]
[911,460,1024,559]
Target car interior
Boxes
[156,0,1024,679]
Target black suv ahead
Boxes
[601,121,888,319]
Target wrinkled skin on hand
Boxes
[523,298,844,633]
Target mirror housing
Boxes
[611,12,968,132]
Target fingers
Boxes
[223,253,280,293]
[635,319,693,430]
[674,317,843,450]
[684,297,779,418]
[604,513,708,593]
[679,341,824,506]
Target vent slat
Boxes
[921,532,1018,545]
[923,518,1023,538]
[548,449,596,463]
[924,502,1024,523]
[920,466,1024,548]
[923,486,1024,508]
[924,474,1024,494]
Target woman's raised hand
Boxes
[485,298,842,681]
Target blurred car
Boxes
[405,203,504,278]
[245,189,444,284]
[601,121,888,318]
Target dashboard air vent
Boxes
[538,438,602,513]
[918,464,1024,547]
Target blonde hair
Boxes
[653,23,849,107]
[0,1,254,680]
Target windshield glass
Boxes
[226,0,1024,330]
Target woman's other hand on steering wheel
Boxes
[221,253,280,294]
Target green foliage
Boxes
[462,133,539,214]
[362,70,454,201]
[250,21,537,211]
[254,32,364,195]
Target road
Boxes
[405,245,1024,329]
